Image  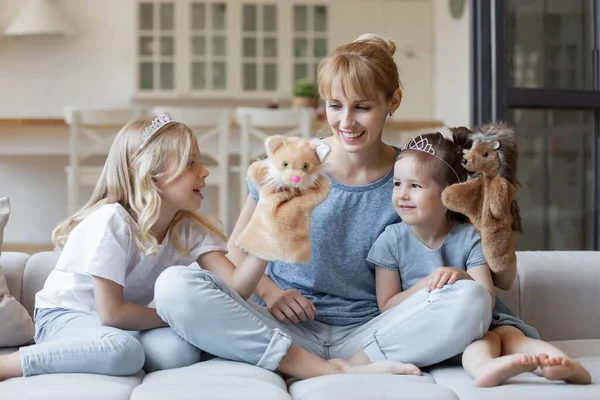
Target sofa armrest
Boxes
[516,251,600,341]
[0,252,30,303]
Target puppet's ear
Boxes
[491,141,500,150]
[311,140,331,163]
[265,135,287,156]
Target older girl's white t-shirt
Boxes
[35,203,227,314]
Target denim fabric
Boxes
[19,307,200,377]
[155,267,492,369]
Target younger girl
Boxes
[0,114,268,381]
[368,132,591,387]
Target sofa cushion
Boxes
[516,252,600,341]
[0,371,144,400]
[0,197,8,257]
[0,252,29,304]
[288,373,459,400]
[429,340,600,400]
[0,198,35,347]
[130,358,290,400]
[21,251,60,316]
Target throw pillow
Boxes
[0,197,35,347]
[0,197,8,257]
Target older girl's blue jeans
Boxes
[19,307,201,377]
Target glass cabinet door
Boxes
[138,1,176,91]
[136,1,329,96]
[241,4,278,92]
[190,2,228,91]
[292,4,328,83]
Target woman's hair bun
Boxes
[353,33,396,56]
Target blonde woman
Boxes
[154,34,492,379]
[0,114,268,380]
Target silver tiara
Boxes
[401,134,462,183]
[135,113,175,155]
[402,134,435,155]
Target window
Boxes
[137,1,176,91]
[241,4,278,92]
[190,2,228,91]
[292,4,328,83]
[135,1,328,98]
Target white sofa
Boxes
[0,250,599,400]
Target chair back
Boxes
[234,107,316,204]
[64,106,144,214]
[152,107,233,233]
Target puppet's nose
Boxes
[291,175,300,183]
[461,159,467,165]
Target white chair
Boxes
[152,107,233,234]
[64,107,144,215]
[234,107,315,207]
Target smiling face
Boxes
[325,79,396,153]
[158,138,209,214]
[392,154,448,228]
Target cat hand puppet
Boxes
[235,135,331,264]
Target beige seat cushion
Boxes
[0,197,8,257]
[0,371,144,400]
[0,197,34,347]
[131,359,291,400]
[428,339,600,400]
[288,373,458,400]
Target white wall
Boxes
[1,0,136,243]
[432,0,471,128]
[0,0,135,118]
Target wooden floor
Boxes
[2,243,54,254]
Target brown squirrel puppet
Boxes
[441,123,522,273]
[235,135,331,263]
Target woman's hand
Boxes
[426,267,472,291]
[264,288,316,324]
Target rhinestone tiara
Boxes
[402,134,436,155]
[134,113,175,155]
[401,134,462,183]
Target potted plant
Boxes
[292,79,319,108]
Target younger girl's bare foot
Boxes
[0,352,24,381]
[329,358,421,376]
[473,353,539,387]
[539,355,591,385]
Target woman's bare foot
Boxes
[473,353,539,387]
[538,355,591,384]
[329,358,421,376]
[0,351,24,381]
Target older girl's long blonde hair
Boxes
[52,118,225,255]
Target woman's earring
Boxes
[389,111,393,117]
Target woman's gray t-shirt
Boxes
[248,163,400,326]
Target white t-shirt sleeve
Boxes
[59,205,131,287]
[184,219,228,261]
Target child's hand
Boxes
[426,267,471,291]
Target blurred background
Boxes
[0,0,598,252]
